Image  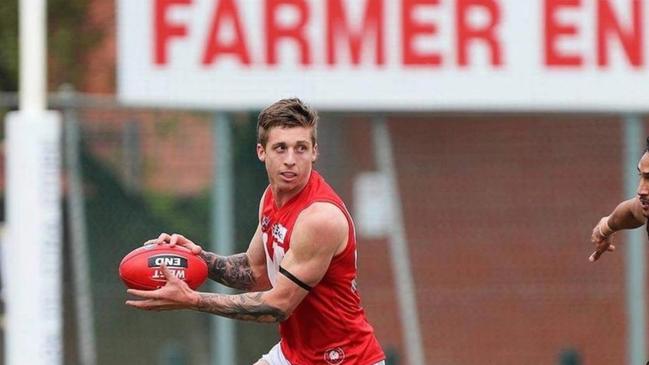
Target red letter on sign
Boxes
[597,0,643,67]
[402,0,442,66]
[456,0,503,67]
[544,0,583,67]
[154,0,191,65]
[202,0,251,65]
[265,0,311,65]
[326,0,384,65]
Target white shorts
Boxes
[260,343,291,365]
[259,342,386,365]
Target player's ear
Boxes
[257,143,266,162]
[312,143,318,162]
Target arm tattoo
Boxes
[196,292,287,323]
[199,252,256,290]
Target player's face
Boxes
[637,152,649,217]
[257,126,317,195]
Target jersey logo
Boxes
[271,223,288,244]
[324,347,345,365]
[262,222,288,264]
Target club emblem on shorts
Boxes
[324,347,345,365]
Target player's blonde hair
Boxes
[257,98,318,148]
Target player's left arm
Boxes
[126,202,348,323]
[589,197,647,262]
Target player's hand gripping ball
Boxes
[119,244,208,290]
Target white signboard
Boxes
[118,0,649,111]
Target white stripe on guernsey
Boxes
[261,231,279,287]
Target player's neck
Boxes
[272,184,305,208]
[272,175,311,208]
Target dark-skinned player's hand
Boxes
[589,217,616,262]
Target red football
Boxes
[119,244,208,290]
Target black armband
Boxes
[279,266,312,292]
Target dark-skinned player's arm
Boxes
[126,202,348,323]
[589,197,646,262]
[144,192,271,292]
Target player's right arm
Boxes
[200,226,270,291]
[149,230,270,291]
[150,190,271,291]
[589,197,646,262]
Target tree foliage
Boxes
[0,1,18,91]
[0,0,101,92]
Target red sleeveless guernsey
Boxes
[261,171,385,365]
